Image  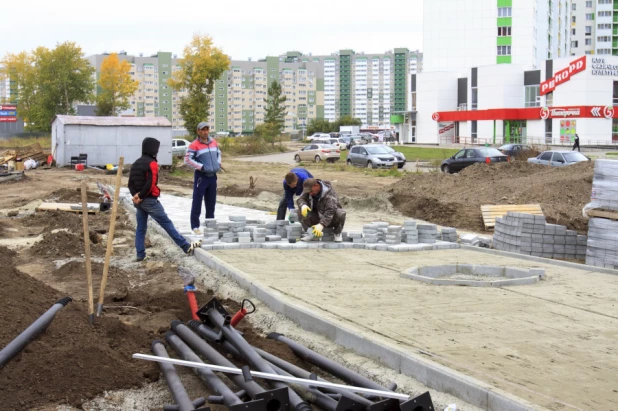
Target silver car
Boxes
[368,144,406,168]
[172,139,192,156]
[294,144,341,163]
[346,145,397,169]
[527,151,589,166]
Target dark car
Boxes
[498,144,532,157]
[441,148,508,174]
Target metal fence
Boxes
[441,135,618,150]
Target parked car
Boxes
[294,144,341,163]
[368,144,406,168]
[346,145,397,169]
[527,150,589,167]
[348,134,372,148]
[339,136,352,147]
[498,144,533,158]
[328,138,348,150]
[172,138,192,156]
[306,133,331,141]
[441,148,508,173]
[376,131,396,142]
[329,132,341,138]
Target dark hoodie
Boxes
[128,137,161,200]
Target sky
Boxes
[1,0,424,60]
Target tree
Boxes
[263,80,287,145]
[95,53,139,116]
[168,34,230,137]
[306,118,333,136]
[335,115,362,128]
[0,50,44,129]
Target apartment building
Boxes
[87,49,422,133]
[423,0,571,72]
[571,0,618,56]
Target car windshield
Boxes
[563,152,588,162]
[381,146,395,153]
[479,148,504,157]
[365,146,390,154]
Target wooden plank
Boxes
[481,203,544,229]
[37,202,100,214]
[587,209,618,221]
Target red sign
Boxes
[0,117,17,122]
[0,105,17,110]
[433,105,615,122]
[540,56,586,95]
[431,112,440,121]
[439,123,454,134]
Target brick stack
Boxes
[286,223,303,241]
[417,224,438,244]
[363,224,379,243]
[402,221,418,244]
[252,227,267,243]
[347,231,364,243]
[441,227,458,242]
[275,220,289,239]
[385,226,402,245]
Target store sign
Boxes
[438,122,455,139]
[541,107,581,118]
[0,117,17,122]
[431,112,440,121]
[0,105,18,123]
[540,56,586,96]
[591,58,618,76]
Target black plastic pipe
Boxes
[268,333,396,395]
[165,331,245,409]
[163,398,207,411]
[204,302,312,411]
[188,320,242,358]
[0,297,72,369]
[152,340,197,411]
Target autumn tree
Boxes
[168,34,230,137]
[95,53,139,116]
[263,80,287,145]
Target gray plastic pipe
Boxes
[152,340,197,411]
[0,297,72,369]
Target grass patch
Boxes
[0,136,51,149]
[606,152,618,156]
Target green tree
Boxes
[306,118,333,136]
[335,115,362,128]
[263,80,287,145]
[95,52,139,116]
[168,34,230,137]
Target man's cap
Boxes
[197,122,210,130]
[302,178,318,193]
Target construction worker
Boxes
[184,122,222,235]
[277,167,313,222]
[129,137,201,262]
[297,178,346,242]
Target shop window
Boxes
[545,119,553,144]
[546,91,554,107]
[613,81,618,106]
[613,119,618,143]
[471,120,477,143]
[471,88,478,110]
[525,85,540,107]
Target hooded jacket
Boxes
[296,180,342,227]
[128,137,161,200]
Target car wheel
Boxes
[442,164,451,174]
[315,155,321,163]
[294,155,301,163]
[397,163,404,169]
[346,159,352,167]
[366,161,373,169]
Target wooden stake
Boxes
[80,181,95,324]
[96,157,124,317]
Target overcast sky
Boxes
[1,0,423,60]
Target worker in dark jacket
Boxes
[297,178,346,242]
[129,137,201,262]
[276,167,313,222]
[572,134,580,152]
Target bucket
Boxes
[47,155,53,165]
[75,164,85,171]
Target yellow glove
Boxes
[312,224,324,238]
[301,205,311,217]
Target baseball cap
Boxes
[197,122,210,130]
[302,178,317,193]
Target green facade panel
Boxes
[393,50,408,113]
[317,105,324,120]
[242,109,254,132]
[298,106,307,117]
[339,54,352,116]
[496,56,512,64]
[137,102,145,117]
[266,57,279,88]
[497,36,512,46]
[497,0,512,7]
[317,78,324,91]
[390,114,404,124]
[497,17,512,26]
[157,52,173,123]
[214,72,228,132]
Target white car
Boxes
[172,139,192,156]
[307,133,331,141]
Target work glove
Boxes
[301,205,311,217]
[311,224,324,238]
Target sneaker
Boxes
[186,240,202,256]
[301,234,317,242]
[136,255,148,262]
[192,228,203,235]
[334,233,343,242]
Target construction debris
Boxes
[0,143,51,168]
[36,202,101,214]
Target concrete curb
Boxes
[193,248,542,411]
[461,244,618,276]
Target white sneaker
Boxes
[186,240,202,255]
[192,228,203,235]
[301,234,317,242]
[334,233,343,242]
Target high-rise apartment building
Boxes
[570,0,618,56]
[87,49,422,133]
[423,0,570,71]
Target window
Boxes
[586,26,592,35]
[598,49,612,54]
[525,85,540,107]
[498,7,512,17]
[497,46,512,55]
[572,16,576,23]
[572,3,576,10]
[613,81,618,106]
[471,121,477,142]
[598,23,612,29]
[586,13,594,20]
[572,28,577,35]
[598,36,612,42]
[471,88,478,110]
[540,152,553,161]
[598,11,612,17]
[572,40,579,48]
[599,0,612,3]
[586,38,593,45]
[498,26,512,36]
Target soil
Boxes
[218,183,260,197]
[389,161,594,233]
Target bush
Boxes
[216,135,286,156]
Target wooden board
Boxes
[37,202,100,214]
[481,204,544,229]
[587,209,618,221]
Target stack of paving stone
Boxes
[385,226,402,245]
[202,218,220,244]
[347,231,364,243]
[373,222,389,242]
[215,221,233,242]
[494,212,587,260]
[266,235,282,242]
[441,227,458,242]
[252,227,267,243]
[417,224,438,244]
[275,220,289,239]
[265,222,278,236]
[402,220,419,244]
[286,223,303,241]
[362,224,379,243]
[321,227,335,242]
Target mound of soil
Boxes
[51,188,102,203]
[389,161,594,233]
[53,260,131,300]
[0,246,157,410]
[30,230,103,258]
[218,183,260,197]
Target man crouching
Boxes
[296,178,346,242]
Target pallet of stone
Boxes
[441,227,458,242]
[587,159,618,212]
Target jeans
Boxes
[191,172,217,230]
[135,197,189,259]
[298,208,346,234]
[276,195,291,220]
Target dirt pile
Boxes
[50,188,102,203]
[0,246,157,410]
[218,183,260,197]
[389,161,594,233]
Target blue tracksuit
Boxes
[276,168,313,220]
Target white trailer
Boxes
[339,126,360,135]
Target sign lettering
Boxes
[540,56,586,95]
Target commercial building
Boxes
[570,0,618,57]
[87,49,422,134]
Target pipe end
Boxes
[266,332,283,340]
[151,339,164,350]
[295,401,312,411]
[55,296,73,306]
[170,320,183,331]
[187,319,202,330]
